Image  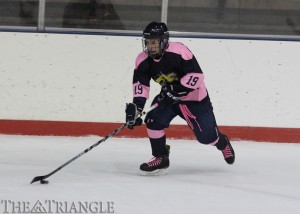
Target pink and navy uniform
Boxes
[133,41,207,108]
[129,22,235,171]
[131,41,224,157]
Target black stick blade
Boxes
[30,175,46,184]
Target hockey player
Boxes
[125,21,235,175]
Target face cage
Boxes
[142,36,169,58]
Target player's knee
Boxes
[145,117,165,130]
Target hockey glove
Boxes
[125,103,143,129]
[159,85,189,105]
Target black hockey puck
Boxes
[40,180,49,184]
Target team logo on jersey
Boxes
[154,72,179,85]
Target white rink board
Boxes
[0,32,299,128]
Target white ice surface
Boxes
[0,134,300,214]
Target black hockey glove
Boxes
[159,85,189,105]
[125,103,143,129]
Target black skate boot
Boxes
[222,142,235,164]
[140,145,170,175]
[221,135,235,164]
[216,134,235,164]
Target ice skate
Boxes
[139,145,170,176]
[221,136,235,164]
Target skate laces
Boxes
[222,145,233,158]
[146,157,162,167]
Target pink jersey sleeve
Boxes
[132,82,150,99]
[180,73,208,101]
[135,52,148,69]
[166,42,193,60]
[180,73,204,89]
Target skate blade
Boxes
[139,168,168,176]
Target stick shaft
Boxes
[30,103,158,184]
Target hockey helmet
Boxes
[142,22,169,58]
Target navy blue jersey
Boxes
[132,41,208,110]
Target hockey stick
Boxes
[30,103,158,184]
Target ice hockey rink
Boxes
[0,134,299,214]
